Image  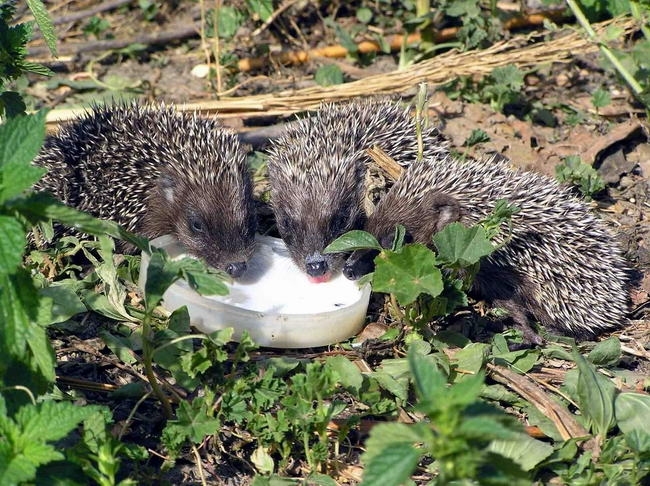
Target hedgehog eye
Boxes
[188,214,205,234]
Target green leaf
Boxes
[39,283,86,324]
[0,91,27,117]
[373,244,443,305]
[25,0,58,56]
[325,355,363,393]
[143,249,179,311]
[314,64,344,87]
[408,347,447,404]
[356,7,373,23]
[325,230,381,253]
[216,6,245,39]
[0,216,26,274]
[0,110,48,202]
[250,446,275,475]
[0,269,43,356]
[591,88,612,109]
[183,267,229,296]
[247,0,273,21]
[573,349,616,437]
[489,433,554,471]
[361,442,421,486]
[464,128,490,146]
[17,399,101,443]
[615,392,650,436]
[454,342,490,375]
[587,336,621,366]
[433,222,494,266]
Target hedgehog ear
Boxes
[427,192,461,232]
[159,174,176,203]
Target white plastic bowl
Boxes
[138,235,371,348]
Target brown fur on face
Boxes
[143,166,257,274]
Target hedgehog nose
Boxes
[306,260,328,277]
[225,261,247,278]
[342,263,359,280]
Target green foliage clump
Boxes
[555,155,605,198]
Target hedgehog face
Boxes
[343,191,461,280]
[152,171,257,278]
[273,186,365,283]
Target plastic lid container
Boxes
[138,235,371,348]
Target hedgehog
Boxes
[266,98,449,283]
[343,155,630,342]
[33,101,257,278]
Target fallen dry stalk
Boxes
[45,18,635,129]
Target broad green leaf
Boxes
[17,400,101,442]
[324,230,381,253]
[246,0,273,21]
[39,284,86,324]
[0,216,26,274]
[361,442,421,486]
[0,269,39,356]
[446,371,486,407]
[216,6,245,38]
[489,433,554,471]
[250,445,274,475]
[101,330,138,365]
[624,429,650,454]
[433,222,494,266]
[362,422,425,464]
[356,7,373,23]
[144,249,180,311]
[615,392,650,436]
[408,347,447,404]
[24,314,56,382]
[314,64,344,87]
[183,268,229,296]
[453,342,490,376]
[0,91,26,117]
[0,110,48,202]
[0,441,60,484]
[573,349,616,437]
[588,336,621,366]
[458,415,521,441]
[373,244,442,305]
[25,0,58,56]
[325,355,363,393]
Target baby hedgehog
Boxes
[33,102,256,278]
[266,98,449,283]
[343,155,630,341]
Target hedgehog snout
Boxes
[306,258,328,277]
[343,249,378,280]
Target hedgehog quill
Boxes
[344,155,630,342]
[266,98,449,283]
[33,102,257,278]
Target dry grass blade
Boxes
[366,146,405,182]
[487,363,590,441]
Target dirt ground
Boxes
[17,0,650,483]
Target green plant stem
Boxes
[142,316,173,419]
[629,1,650,41]
[414,82,427,162]
[566,0,643,96]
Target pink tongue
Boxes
[308,273,332,284]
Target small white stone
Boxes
[191,64,210,78]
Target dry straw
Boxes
[46,17,634,127]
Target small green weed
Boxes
[555,155,606,197]
[444,64,527,114]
